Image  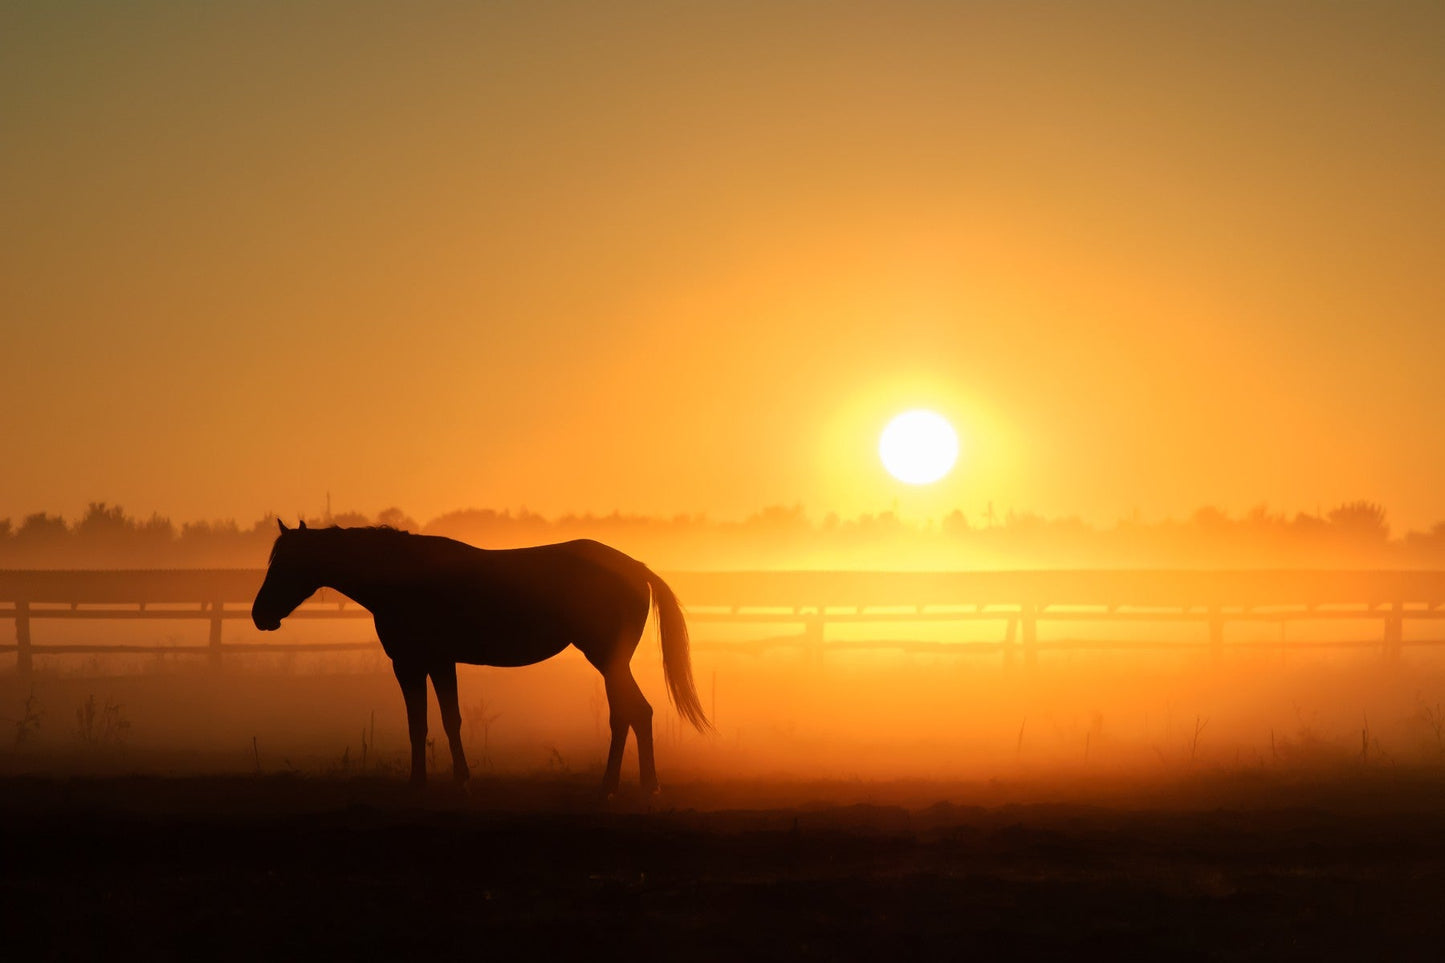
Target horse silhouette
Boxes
[251,520,710,792]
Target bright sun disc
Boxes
[879,410,959,484]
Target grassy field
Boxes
[8,641,1445,958]
[4,769,1445,960]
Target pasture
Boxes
[6,574,1445,959]
[5,770,1445,959]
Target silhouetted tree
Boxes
[134,513,175,549]
[329,511,372,528]
[1003,510,1046,532]
[1327,500,1389,542]
[744,504,809,531]
[75,502,130,540]
[181,519,239,541]
[0,498,1442,569]
[1190,505,1230,534]
[375,507,418,531]
[15,512,67,543]
[1290,511,1330,536]
[1405,521,1445,556]
[1244,504,1285,530]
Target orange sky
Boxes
[4,2,1443,532]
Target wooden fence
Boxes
[2,569,1444,675]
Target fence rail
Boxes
[2,568,1444,674]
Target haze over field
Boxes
[4,2,1444,532]
[4,0,1445,838]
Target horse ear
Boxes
[298,519,307,531]
[277,518,289,534]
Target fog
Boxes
[3,505,1443,805]
[7,609,1445,804]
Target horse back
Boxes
[371,537,652,666]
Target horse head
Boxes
[252,518,319,631]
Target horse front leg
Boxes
[392,661,428,787]
[429,661,470,784]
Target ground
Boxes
[4,770,1445,960]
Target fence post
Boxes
[1384,601,1404,661]
[803,609,824,665]
[16,600,32,678]
[1208,606,1224,663]
[209,601,224,669]
[1021,603,1037,666]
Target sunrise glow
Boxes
[5,9,1445,951]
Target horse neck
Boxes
[308,532,406,610]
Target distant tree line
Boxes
[0,499,1442,570]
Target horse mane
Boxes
[271,524,411,564]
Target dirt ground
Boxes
[4,770,1445,961]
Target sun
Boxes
[879,409,959,484]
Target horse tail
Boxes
[643,569,712,733]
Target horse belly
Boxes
[373,563,640,668]
[450,628,572,668]
[440,600,590,667]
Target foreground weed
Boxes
[1415,698,1445,760]
[465,695,503,771]
[6,688,43,747]
[545,746,569,773]
[75,694,130,748]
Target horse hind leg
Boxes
[600,677,629,797]
[601,664,657,794]
[429,662,470,784]
[631,673,658,794]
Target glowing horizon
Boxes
[4,3,1443,534]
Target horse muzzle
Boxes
[252,611,282,632]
